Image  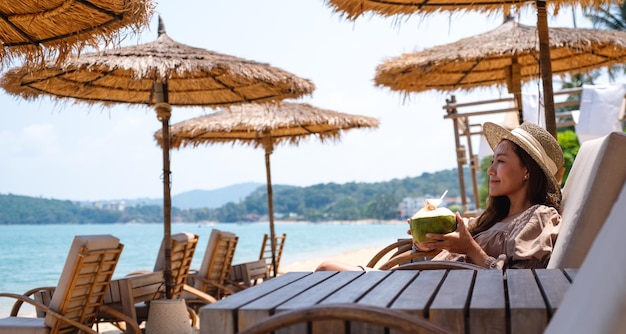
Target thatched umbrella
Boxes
[322,0,614,138]
[375,19,626,123]
[0,17,315,298]
[0,0,153,64]
[154,102,379,276]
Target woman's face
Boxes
[488,140,529,198]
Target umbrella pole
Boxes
[155,101,174,299]
[263,138,278,278]
[536,0,557,138]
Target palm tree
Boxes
[584,3,626,78]
[585,2,626,31]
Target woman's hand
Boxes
[422,212,477,254]
[407,218,437,252]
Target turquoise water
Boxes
[0,222,406,316]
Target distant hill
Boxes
[0,168,474,224]
[172,182,264,209]
[101,182,264,209]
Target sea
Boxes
[0,221,407,317]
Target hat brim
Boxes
[482,122,561,200]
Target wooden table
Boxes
[199,268,576,334]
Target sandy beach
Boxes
[279,245,390,272]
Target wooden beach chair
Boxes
[547,131,626,268]
[183,229,238,312]
[99,232,212,333]
[227,232,288,289]
[259,233,286,278]
[366,238,441,270]
[545,181,626,333]
[0,234,124,334]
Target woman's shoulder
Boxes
[524,204,561,226]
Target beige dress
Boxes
[432,204,561,269]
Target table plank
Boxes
[506,269,548,334]
[320,271,392,304]
[429,270,475,333]
[276,271,363,334]
[469,270,506,334]
[390,270,447,318]
[353,270,419,333]
[199,272,311,334]
[534,269,572,317]
[313,271,392,334]
[238,271,337,331]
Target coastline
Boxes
[279,244,390,272]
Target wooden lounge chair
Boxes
[547,131,626,269]
[367,238,441,270]
[545,181,626,333]
[236,303,452,334]
[184,229,238,311]
[259,233,287,277]
[0,234,124,334]
[99,232,211,333]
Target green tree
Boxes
[584,2,626,78]
[557,130,581,185]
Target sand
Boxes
[279,245,390,272]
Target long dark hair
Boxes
[471,140,558,235]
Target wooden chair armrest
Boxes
[391,260,489,271]
[182,284,217,304]
[10,286,55,316]
[366,239,412,268]
[188,275,236,296]
[0,292,98,334]
[377,250,441,270]
[237,303,451,334]
[98,304,142,334]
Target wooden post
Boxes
[446,95,469,213]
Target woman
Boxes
[316,121,564,270]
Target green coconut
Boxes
[410,200,457,243]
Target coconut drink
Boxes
[410,194,457,243]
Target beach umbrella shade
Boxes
[322,0,622,138]
[0,18,315,298]
[375,18,626,123]
[153,102,380,276]
[0,0,153,64]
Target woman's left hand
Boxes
[423,212,478,254]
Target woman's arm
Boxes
[419,213,492,267]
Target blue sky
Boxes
[0,0,596,201]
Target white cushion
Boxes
[546,182,626,333]
[153,232,196,271]
[0,316,48,334]
[548,132,626,268]
[194,229,236,289]
[44,234,120,329]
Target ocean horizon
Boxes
[0,221,407,317]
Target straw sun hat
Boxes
[483,122,564,204]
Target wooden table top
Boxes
[199,268,576,334]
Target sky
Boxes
[0,0,598,201]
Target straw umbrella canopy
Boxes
[0,18,315,298]
[322,0,621,138]
[154,102,380,276]
[0,0,153,64]
[375,19,626,123]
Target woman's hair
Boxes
[470,140,560,235]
